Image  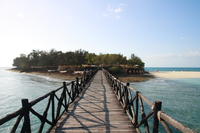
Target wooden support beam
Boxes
[21,99,31,133]
[153,101,162,133]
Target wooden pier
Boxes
[50,70,136,132]
[0,68,196,133]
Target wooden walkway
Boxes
[50,70,136,133]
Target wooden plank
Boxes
[50,70,136,133]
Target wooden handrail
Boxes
[158,111,195,133]
[102,68,195,133]
[0,68,98,133]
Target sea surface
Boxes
[0,67,200,132]
[145,67,200,72]
[0,67,68,132]
[132,67,200,132]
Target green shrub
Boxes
[108,66,122,74]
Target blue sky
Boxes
[0,0,200,67]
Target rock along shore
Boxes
[8,68,155,82]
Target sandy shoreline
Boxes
[9,68,200,81]
[30,72,83,81]
[7,68,155,82]
[150,71,200,79]
[7,69,83,81]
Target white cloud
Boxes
[115,7,122,13]
[107,5,113,12]
[187,50,200,57]
[104,4,123,19]
[17,13,23,18]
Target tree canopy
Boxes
[13,49,145,68]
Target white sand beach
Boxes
[150,71,200,79]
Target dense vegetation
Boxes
[13,49,145,68]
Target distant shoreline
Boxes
[7,68,83,81]
[150,71,200,79]
[9,68,200,82]
[114,73,155,82]
[7,68,155,82]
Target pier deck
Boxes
[50,70,136,132]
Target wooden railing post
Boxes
[125,83,130,109]
[76,77,79,95]
[21,99,31,133]
[134,91,139,126]
[51,91,55,125]
[153,101,162,133]
[126,82,134,119]
[81,77,85,88]
[63,82,68,111]
[116,80,119,96]
[83,70,86,82]
[118,83,122,102]
[71,81,75,101]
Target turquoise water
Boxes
[0,67,199,132]
[0,68,67,132]
[145,67,200,72]
[131,68,200,132]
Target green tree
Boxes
[100,54,109,65]
[12,49,145,68]
[38,51,51,66]
[94,55,102,66]
[13,57,21,67]
[85,53,97,65]
[108,54,117,65]
[108,54,125,65]
[108,66,122,74]
[13,54,29,67]
[121,56,127,66]
[74,49,88,67]
[128,54,144,68]
[64,51,76,65]
[134,57,145,67]
[28,50,40,66]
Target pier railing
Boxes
[0,69,97,133]
[103,69,195,133]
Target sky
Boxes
[0,0,200,67]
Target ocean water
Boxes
[0,67,199,132]
[131,67,200,132]
[145,67,200,72]
[0,67,68,132]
